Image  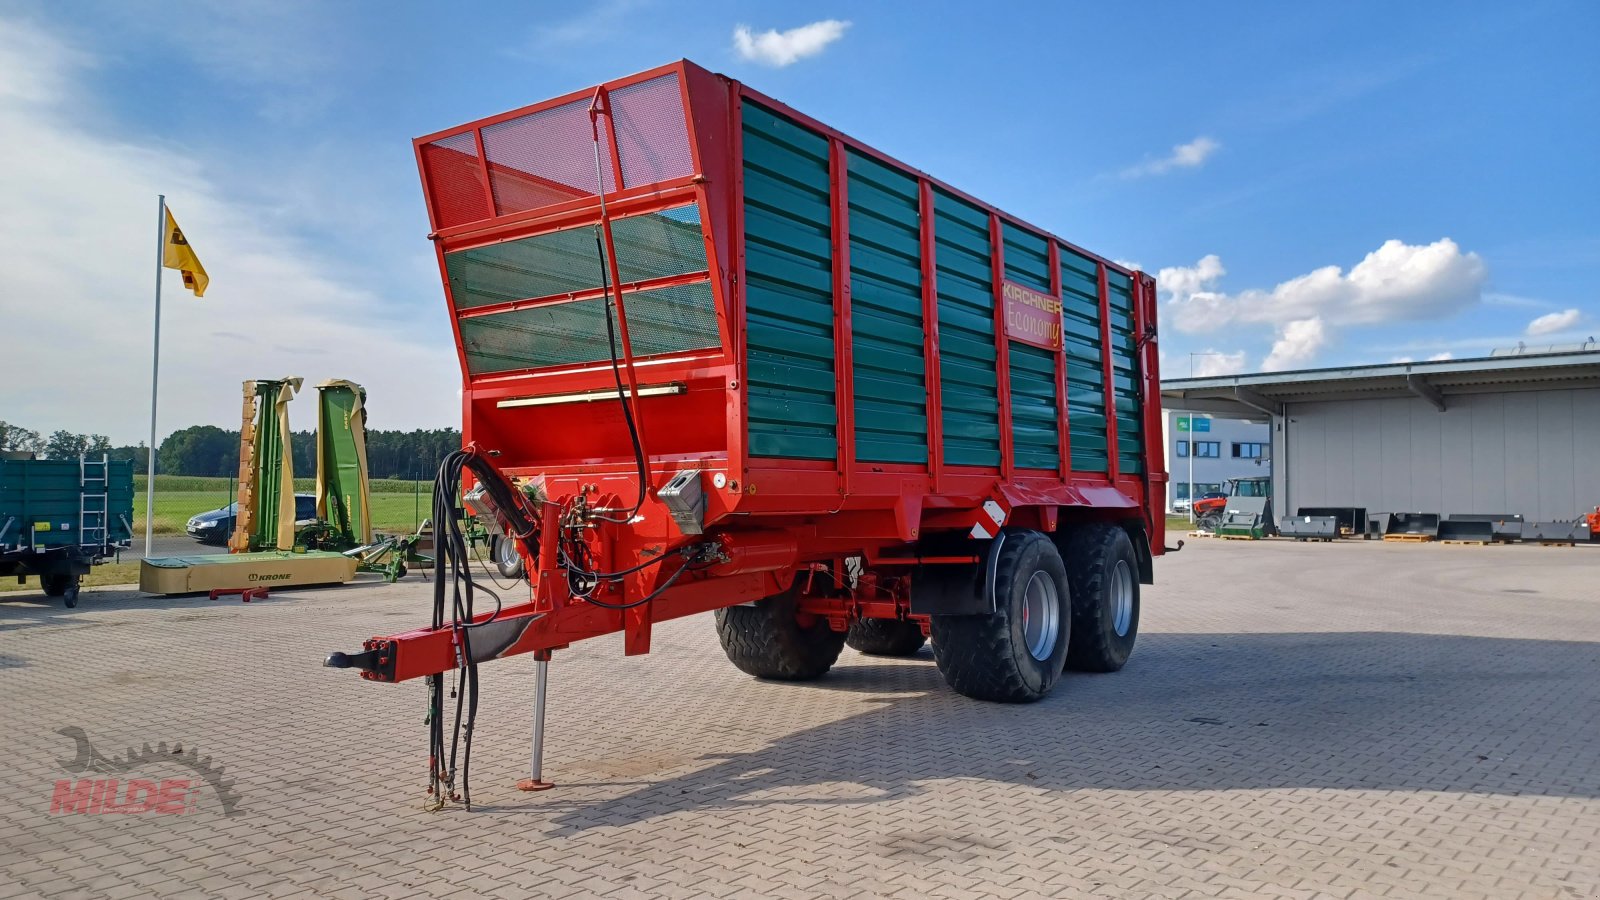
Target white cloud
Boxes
[733,19,850,67]
[0,15,458,443]
[1158,239,1485,369]
[1262,318,1327,371]
[1482,291,1551,309]
[1121,136,1220,178]
[1525,308,1582,336]
[1427,351,1454,361]
[1188,350,1249,377]
[1164,239,1486,335]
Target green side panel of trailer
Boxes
[1002,222,1060,471]
[1060,248,1109,472]
[1107,269,1144,474]
[742,102,837,460]
[0,458,134,551]
[846,149,927,465]
[933,189,1000,468]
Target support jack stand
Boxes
[517,651,555,792]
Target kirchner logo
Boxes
[50,726,241,816]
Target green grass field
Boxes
[132,475,431,534]
[134,475,429,494]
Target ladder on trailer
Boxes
[79,453,110,549]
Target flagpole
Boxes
[145,195,165,554]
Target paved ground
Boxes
[1,538,1596,899]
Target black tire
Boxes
[715,584,846,681]
[1196,512,1222,531]
[41,573,70,597]
[62,583,80,609]
[846,619,927,657]
[929,530,1070,703]
[1061,524,1141,673]
[492,535,524,579]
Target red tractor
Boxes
[1192,476,1272,531]
[324,61,1170,805]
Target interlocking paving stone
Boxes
[1,539,1597,898]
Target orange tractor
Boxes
[1192,476,1271,531]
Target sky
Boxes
[0,0,1595,443]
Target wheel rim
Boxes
[1111,560,1134,637]
[496,537,519,571]
[1021,571,1061,661]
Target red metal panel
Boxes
[989,214,1014,482]
[1135,272,1167,554]
[596,88,627,193]
[830,138,855,495]
[918,178,944,494]
[1049,242,1070,481]
[1097,261,1120,483]
[728,86,750,488]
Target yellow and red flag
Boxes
[162,208,209,297]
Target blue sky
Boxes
[1,0,1595,440]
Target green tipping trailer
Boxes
[0,454,134,606]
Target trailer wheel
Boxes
[62,583,80,609]
[492,535,524,579]
[846,619,927,657]
[715,584,845,681]
[41,573,71,597]
[1061,524,1140,673]
[929,530,1069,702]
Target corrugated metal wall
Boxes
[1282,388,1600,521]
[846,149,928,464]
[1060,250,1109,472]
[739,100,1147,475]
[1106,270,1143,474]
[1002,223,1060,470]
[741,103,838,459]
[932,190,1001,468]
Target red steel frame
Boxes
[355,61,1165,684]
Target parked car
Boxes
[1171,498,1191,514]
[187,494,318,544]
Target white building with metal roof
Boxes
[1160,346,1600,523]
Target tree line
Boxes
[0,421,460,480]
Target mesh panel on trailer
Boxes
[611,75,694,189]
[445,205,707,310]
[457,281,718,375]
[482,98,615,216]
[475,74,693,219]
[420,132,491,229]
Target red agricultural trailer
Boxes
[326,60,1169,805]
